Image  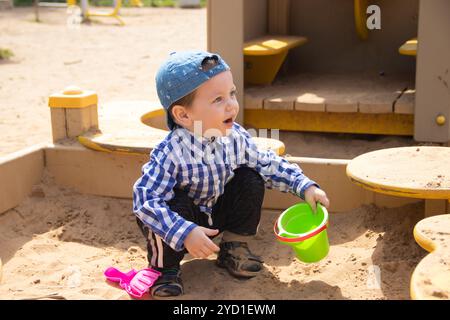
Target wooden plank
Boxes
[325,101,358,113]
[50,108,67,142]
[245,73,414,116]
[244,87,267,109]
[358,76,411,114]
[358,101,393,113]
[295,93,326,112]
[358,92,395,114]
[245,109,414,136]
[315,74,359,113]
[415,0,450,142]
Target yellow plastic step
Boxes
[243,36,308,85]
[399,38,417,56]
[244,36,307,56]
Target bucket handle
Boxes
[273,219,328,243]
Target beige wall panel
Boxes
[414,0,450,142]
[43,145,420,213]
[0,145,45,215]
[208,0,244,124]
[45,145,148,199]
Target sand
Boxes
[0,170,427,300]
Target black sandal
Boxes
[216,241,264,278]
[150,269,184,298]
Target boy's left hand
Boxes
[304,185,330,213]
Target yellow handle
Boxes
[354,0,368,40]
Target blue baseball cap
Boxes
[156,50,230,130]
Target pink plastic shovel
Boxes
[104,267,161,298]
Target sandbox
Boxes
[1,4,448,301]
[0,168,427,300]
[0,82,444,300]
[0,135,430,299]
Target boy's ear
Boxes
[170,105,191,127]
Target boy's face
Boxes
[177,70,239,137]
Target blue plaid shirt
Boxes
[133,123,318,251]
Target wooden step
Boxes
[244,73,415,135]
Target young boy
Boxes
[133,51,330,298]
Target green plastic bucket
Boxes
[274,203,329,263]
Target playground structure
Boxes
[34,0,202,25]
[78,0,125,26]
[35,0,144,25]
[0,84,449,298]
[207,0,450,143]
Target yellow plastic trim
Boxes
[140,108,166,124]
[251,137,285,156]
[399,38,417,56]
[244,36,308,56]
[413,223,436,253]
[48,90,98,108]
[79,132,285,156]
[130,0,143,7]
[87,0,125,26]
[244,51,288,85]
[78,135,113,153]
[354,0,368,40]
[244,109,414,136]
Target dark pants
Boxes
[136,167,265,269]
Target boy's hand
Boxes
[184,226,220,259]
[304,185,330,213]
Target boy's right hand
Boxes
[184,226,220,259]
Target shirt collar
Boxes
[174,127,222,147]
